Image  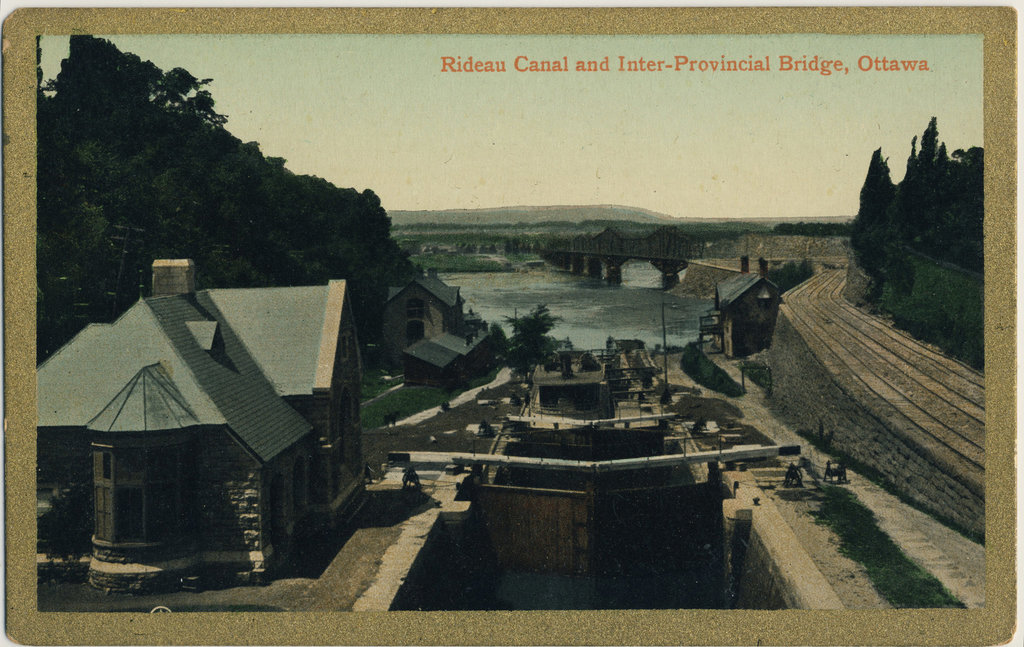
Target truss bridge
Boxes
[540,227,701,288]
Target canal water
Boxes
[444,262,713,351]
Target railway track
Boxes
[782,270,985,493]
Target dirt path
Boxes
[766,487,889,609]
[701,352,985,608]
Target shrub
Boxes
[38,482,93,563]
[680,343,744,397]
[768,259,814,293]
[879,256,983,369]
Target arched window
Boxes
[406,298,425,319]
[406,320,425,345]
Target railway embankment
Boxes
[760,271,985,537]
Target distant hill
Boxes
[390,205,676,226]
[390,205,852,227]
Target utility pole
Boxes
[110,224,144,320]
[661,297,670,401]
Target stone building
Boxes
[712,257,782,358]
[381,270,466,366]
[403,332,492,388]
[37,259,364,592]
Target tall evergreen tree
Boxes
[851,147,896,287]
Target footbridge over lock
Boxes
[541,227,702,288]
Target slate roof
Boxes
[146,292,313,462]
[37,302,224,429]
[387,276,460,307]
[716,274,777,309]
[38,282,349,463]
[87,363,201,432]
[205,286,330,396]
[404,333,485,368]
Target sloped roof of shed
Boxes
[716,274,777,309]
[404,333,484,368]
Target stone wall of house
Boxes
[761,312,984,536]
[382,284,459,366]
[195,428,265,573]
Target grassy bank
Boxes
[361,387,454,429]
[813,486,963,608]
[361,368,403,401]
[361,366,503,428]
[880,255,983,369]
[410,254,506,273]
[680,343,744,396]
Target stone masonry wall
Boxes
[701,234,850,261]
[195,428,263,556]
[761,312,984,535]
[672,263,739,299]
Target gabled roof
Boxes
[87,363,200,432]
[404,333,485,368]
[716,274,778,309]
[147,292,313,463]
[186,321,218,350]
[205,284,337,396]
[387,276,460,307]
[38,281,352,463]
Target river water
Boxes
[443,261,713,351]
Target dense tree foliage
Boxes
[772,222,852,237]
[768,259,814,293]
[38,482,93,562]
[851,118,983,294]
[504,305,560,376]
[37,36,414,361]
[849,119,984,369]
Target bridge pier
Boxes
[570,254,585,275]
[603,258,624,284]
[651,259,688,290]
[586,256,603,279]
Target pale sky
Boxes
[40,34,983,219]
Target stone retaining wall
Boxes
[724,472,843,609]
[672,262,740,299]
[701,234,850,261]
[760,312,984,535]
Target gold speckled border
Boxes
[4,7,1016,645]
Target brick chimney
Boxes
[740,256,749,273]
[758,257,768,278]
[152,259,195,297]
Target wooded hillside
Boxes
[37,36,414,361]
[850,118,983,368]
